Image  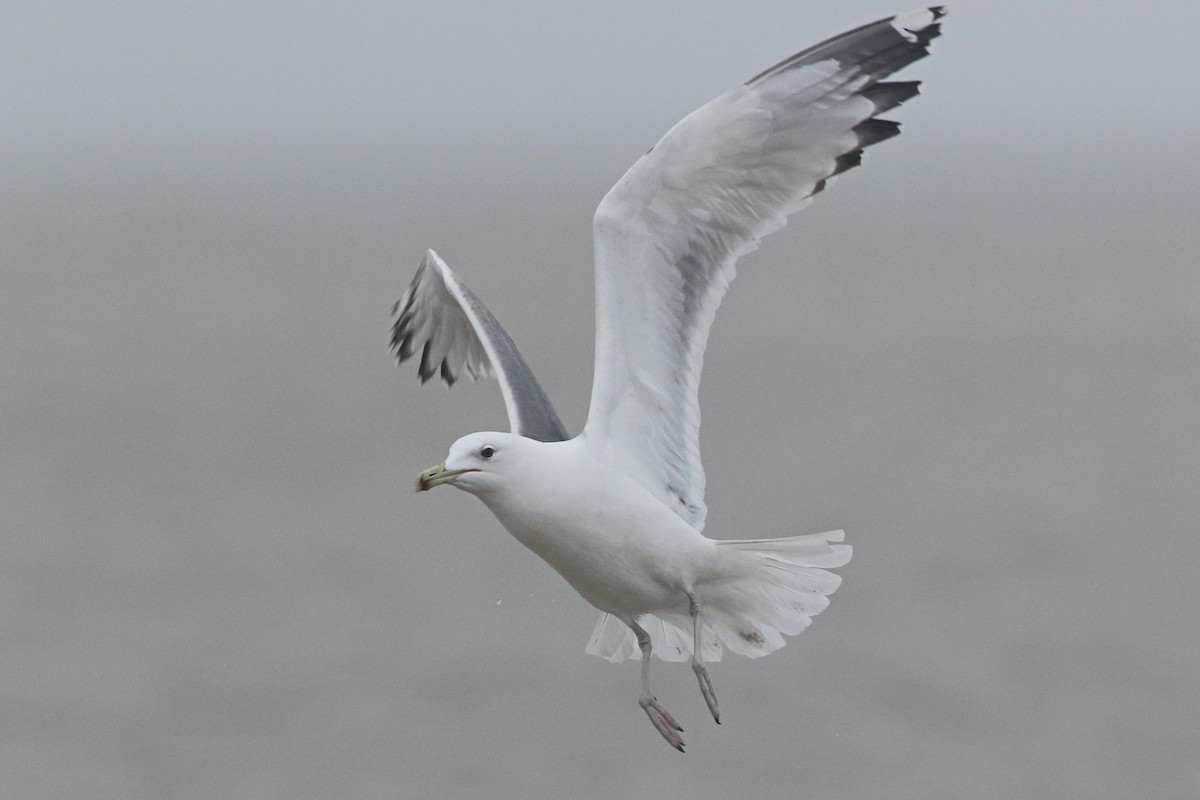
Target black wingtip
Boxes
[906,7,946,49]
[440,358,458,386]
[913,22,942,48]
[860,81,921,114]
[824,116,908,183]
[852,117,902,148]
[390,324,413,362]
[830,149,862,178]
[418,340,436,383]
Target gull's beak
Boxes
[416,463,474,492]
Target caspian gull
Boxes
[392,8,944,751]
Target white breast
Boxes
[476,437,719,616]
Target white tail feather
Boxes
[585,530,850,663]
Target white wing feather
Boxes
[584,8,943,528]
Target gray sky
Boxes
[6,1,1199,161]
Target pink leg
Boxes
[629,619,685,752]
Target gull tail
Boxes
[586,531,851,663]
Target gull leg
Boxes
[629,618,685,752]
[689,595,720,724]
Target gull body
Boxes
[396,8,945,750]
[426,432,727,618]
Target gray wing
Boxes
[585,8,944,529]
[391,249,569,443]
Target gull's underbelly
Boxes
[486,491,718,617]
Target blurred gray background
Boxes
[4,1,1198,798]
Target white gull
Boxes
[393,7,944,751]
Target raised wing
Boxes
[391,249,569,443]
[584,8,944,528]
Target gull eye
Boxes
[479,446,495,459]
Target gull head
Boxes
[416,431,532,495]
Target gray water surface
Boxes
[6,146,1197,799]
[5,3,1199,796]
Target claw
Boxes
[640,696,685,751]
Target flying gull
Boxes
[393,8,944,751]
